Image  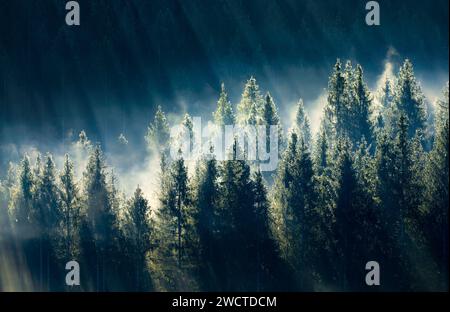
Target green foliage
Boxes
[146,105,171,155]
[237,76,263,125]
[0,62,447,292]
[392,59,427,139]
[294,99,312,149]
[213,83,235,126]
[422,85,449,290]
[127,186,154,290]
[59,154,81,260]
[193,153,220,290]
[324,60,374,148]
[153,152,197,290]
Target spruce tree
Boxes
[333,139,381,290]
[324,59,346,140]
[146,105,171,157]
[260,93,284,169]
[252,169,283,291]
[294,99,312,149]
[237,77,263,125]
[128,186,153,290]
[82,145,121,291]
[392,59,427,139]
[60,154,80,260]
[313,123,330,176]
[271,133,320,289]
[353,65,374,147]
[5,158,35,290]
[375,115,416,290]
[194,151,220,290]
[216,140,255,290]
[213,83,235,126]
[154,151,197,290]
[33,154,61,290]
[14,156,34,228]
[334,140,360,290]
[0,163,17,291]
[423,83,449,290]
[381,78,394,111]
[290,138,318,289]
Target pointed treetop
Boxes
[393,59,426,138]
[237,76,263,125]
[147,105,171,152]
[294,99,312,147]
[213,82,235,126]
[334,58,342,71]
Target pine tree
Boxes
[324,60,374,148]
[216,139,256,290]
[153,155,177,289]
[374,79,392,138]
[260,92,284,164]
[294,99,312,149]
[237,77,263,125]
[35,154,61,234]
[271,133,320,289]
[392,59,427,139]
[409,131,426,223]
[33,153,43,181]
[435,82,449,134]
[324,59,349,142]
[313,123,330,176]
[182,113,195,153]
[7,156,36,290]
[353,138,383,284]
[381,78,394,111]
[0,163,17,291]
[84,146,112,234]
[128,186,153,290]
[1,163,16,225]
[32,154,62,290]
[14,156,34,227]
[10,157,35,251]
[290,138,318,289]
[353,64,374,147]
[353,138,377,199]
[342,61,357,139]
[252,169,283,291]
[375,115,416,290]
[108,170,124,219]
[423,83,449,290]
[271,133,299,260]
[333,139,364,290]
[193,151,220,290]
[146,105,171,156]
[154,151,196,290]
[82,145,121,291]
[213,83,235,126]
[78,130,91,148]
[310,122,337,287]
[172,154,190,268]
[397,115,414,222]
[59,154,80,260]
[331,138,381,290]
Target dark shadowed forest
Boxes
[0,59,448,292]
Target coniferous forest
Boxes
[0,59,448,292]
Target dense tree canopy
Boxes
[0,60,447,292]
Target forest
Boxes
[0,58,448,292]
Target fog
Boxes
[1,50,447,205]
